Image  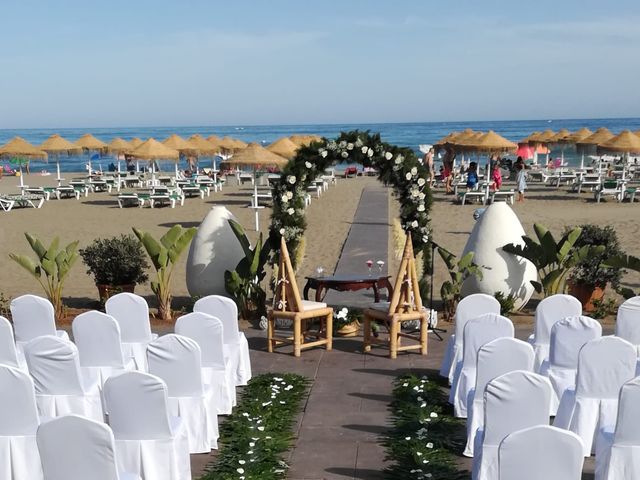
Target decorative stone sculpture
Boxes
[460,202,537,310]
[186,206,246,298]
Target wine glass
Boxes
[376,260,385,275]
[366,260,373,277]
[316,266,324,277]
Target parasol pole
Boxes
[56,155,62,186]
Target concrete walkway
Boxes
[324,185,390,308]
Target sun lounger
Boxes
[490,190,515,205]
[181,185,205,198]
[1,194,44,209]
[595,180,624,203]
[56,186,80,200]
[623,187,637,203]
[572,174,602,193]
[149,192,184,208]
[0,197,15,212]
[458,190,487,205]
[117,193,145,208]
[24,187,58,201]
[89,179,108,192]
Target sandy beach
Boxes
[0,172,638,319]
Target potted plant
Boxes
[80,234,149,303]
[565,224,624,312]
[334,307,361,337]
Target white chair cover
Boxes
[10,294,69,353]
[542,315,602,414]
[37,415,141,480]
[449,313,513,418]
[531,294,582,371]
[175,312,236,414]
[472,370,552,480]
[0,315,27,371]
[103,371,191,480]
[498,425,584,480]
[595,376,640,480]
[193,295,252,385]
[0,365,43,480]
[615,296,640,354]
[105,293,158,372]
[440,293,500,384]
[464,337,534,457]
[72,311,136,387]
[24,335,103,421]
[554,337,637,456]
[147,334,219,453]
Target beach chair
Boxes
[24,186,57,201]
[2,193,44,209]
[489,189,515,204]
[150,191,184,208]
[362,233,428,359]
[623,186,637,202]
[572,174,601,193]
[117,193,144,208]
[267,237,333,357]
[321,168,337,185]
[0,196,15,211]
[459,186,488,205]
[594,179,623,203]
[56,185,80,199]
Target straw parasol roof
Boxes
[597,130,640,154]
[289,134,322,147]
[548,129,571,144]
[221,142,288,168]
[267,137,300,159]
[207,135,222,143]
[129,138,179,160]
[434,131,461,147]
[461,130,517,153]
[0,137,48,158]
[529,129,556,144]
[75,133,107,150]
[39,134,81,154]
[520,131,540,143]
[107,137,131,153]
[218,136,248,151]
[188,134,218,155]
[129,137,143,148]
[163,134,194,152]
[576,127,613,146]
[565,128,593,144]
[454,131,484,150]
[634,129,640,137]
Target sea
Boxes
[2,118,640,173]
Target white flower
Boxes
[286,191,293,199]
[411,220,419,228]
[418,192,425,200]
[281,195,289,203]
[418,204,425,212]
[361,146,368,154]
[341,151,349,158]
[417,178,426,186]
[411,167,418,176]
[239,460,246,465]
[279,228,285,235]
[249,442,255,447]
[257,426,265,431]
[411,189,419,198]
[430,412,438,418]
[367,148,374,157]
[426,442,433,449]
[422,235,429,243]
[405,436,411,440]
[416,451,422,456]
[321,150,328,158]
[339,140,347,148]
[287,208,295,215]
[305,161,312,168]
[347,142,354,150]
[385,152,393,160]
[395,155,404,164]
[402,382,409,387]
[237,468,245,474]
[287,175,296,184]
[405,172,412,180]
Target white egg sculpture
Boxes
[460,202,537,310]
[186,206,246,298]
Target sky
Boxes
[1,0,639,128]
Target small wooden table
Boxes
[303,275,393,302]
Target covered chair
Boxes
[554,336,637,456]
[175,312,236,414]
[440,294,500,384]
[267,237,333,357]
[147,334,220,453]
[0,315,28,371]
[498,425,584,480]
[193,295,252,384]
[24,335,103,421]
[103,372,191,480]
[0,365,43,480]
[37,415,141,480]
[105,293,158,371]
[473,371,553,480]
[541,315,602,414]
[595,376,640,480]
[72,311,136,387]
[464,337,534,457]
[449,313,514,418]
[615,296,640,355]
[363,233,428,359]
[530,294,582,371]
[10,294,69,354]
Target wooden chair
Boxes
[267,237,333,357]
[363,233,428,359]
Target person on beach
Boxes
[516,156,527,202]
[466,161,478,190]
[491,156,502,190]
[423,147,435,186]
[443,147,455,193]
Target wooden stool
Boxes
[363,233,428,359]
[267,237,333,357]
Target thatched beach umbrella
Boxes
[597,130,640,154]
[566,128,593,143]
[576,128,614,172]
[221,143,288,230]
[289,134,322,147]
[464,131,516,182]
[267,137,300,159]
[163,134,195,176]
[106,138,131,173]
[40,134,82,184]
[75,134,107,174]
[0,137,48,188]
[129,137,143,148]
[130,138,179,184]
[188,135,218,155]
[434,131,460,148]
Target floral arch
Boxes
[269,131,433,270]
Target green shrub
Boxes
[494,291,516,316]
[80,235,149,286]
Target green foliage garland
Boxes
[201,373,309,480]
[269,131,433,267]
[383,374,469,480]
